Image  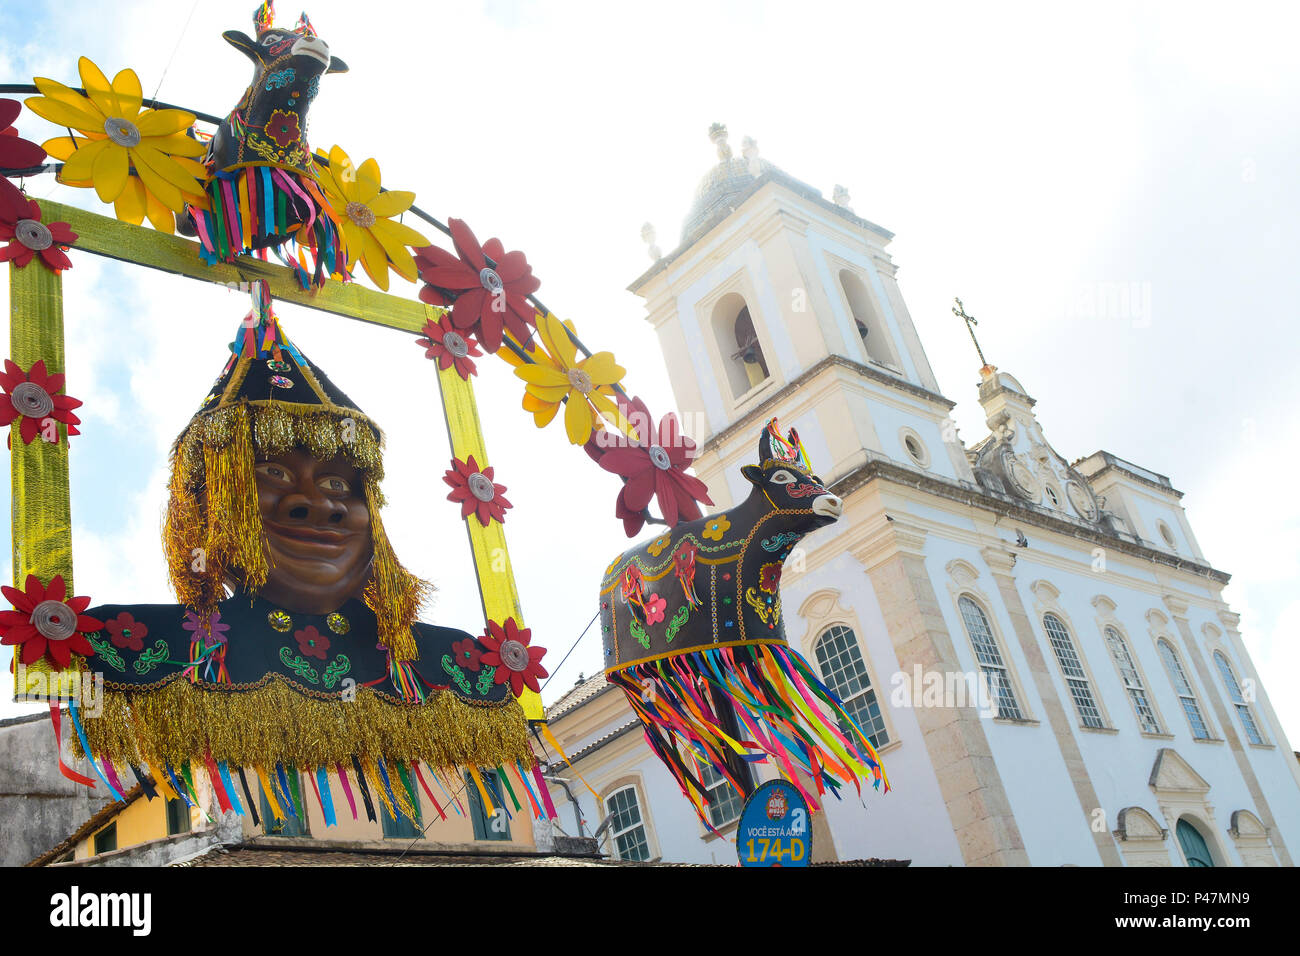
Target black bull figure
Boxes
[600,422,842,670]
[598,420,887,820]
[213,21,348,184]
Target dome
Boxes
[681,155,776,243]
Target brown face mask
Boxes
[249,448,375,614]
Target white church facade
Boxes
[542,125,1300,866]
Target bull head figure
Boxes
[598,418,886,824]
[210,4,348,182]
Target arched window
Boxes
[1214,652,1265,745]
[1157,640,1210,740]
[1042,613,1103,728]
[1176,818,1215,867]
[1104,626,1161,734]
[814,624,889,748]
[958,596,1024,720]
[839,269,899,369]
[711,293,769,398]
[606,786,651,861]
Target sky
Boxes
[1,1,1297,749]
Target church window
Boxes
[839,269,899,368]
[1104,626,1161,734]
[1045,486,1059,508]
[1176,818,1215,867]
[815,624,889,748]
[1157,521,1177,551]
[899,428,930,469]
[606,785,651,861]
[1042,614,1104,728]
[1157,640,1210,740]
[958,596,1024,720]
[698,761,744,829]
[711,293,769,398]
[1214,652,1265,745]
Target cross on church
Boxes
[952,297,990,369]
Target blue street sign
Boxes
[737,780,811,867]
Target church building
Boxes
[543,125,1300,866]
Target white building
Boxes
[543,125,1300,867]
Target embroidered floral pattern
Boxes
[644,593,667,626]
[103,612,147,652]
[294,625,330,661]
[85,632,125,672]
[646,533,672,557]
[665,605,690,644]
[450,638,482,671]
[759,562,782,594]
[280,645,320,683]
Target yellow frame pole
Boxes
[8,259,76,699]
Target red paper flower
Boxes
[0,98,46,171]
[0,359,83,446]
[759,562,782,594]
[443,454,512,527]
[414,218,541,354]
[265,110,302,149]
[0,574,102,669]
[416,313,482,380]
[479,617,547,698]
[294,625,330,661]
[450,637,482,671]
[644,593,667,626]
[0,190,76,273]
[594,396,712,537]
[104,611,147,652]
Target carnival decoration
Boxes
[0,0,869,837]
[185,4,351,288]
[600,420,890,827]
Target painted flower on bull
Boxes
[0,190,77,275]
[0,358,83,445]
[443,454,512,527]
[26,58,208,224]
[758,562,782,594]
[702,515,731,541]
[595,395,713,537]
[479,617,548,698]
[0,574,102,669]
[416,313,481,380]
[644,593,667,626]
[315,145,429,291]
[514,312,627,446]
[414,218,541,354]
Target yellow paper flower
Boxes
[316,145,429,291]
[26,57,208,230]
[514,312,627,445]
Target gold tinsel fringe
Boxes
[364,475,426,662]
[163,401,431,660]
[74,678,531,772]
